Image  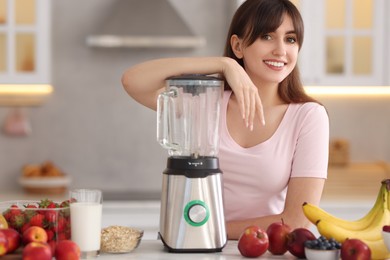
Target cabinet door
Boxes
[296,0,386,86]
[0,0,50,84]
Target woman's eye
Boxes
[261,34,272,40]
[286,37,297,44]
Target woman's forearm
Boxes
[121,57,230,110]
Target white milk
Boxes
[70,202,103,252]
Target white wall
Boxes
[0,0,389,195]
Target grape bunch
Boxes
[304,236,341,250]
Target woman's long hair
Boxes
[223,0,318,104]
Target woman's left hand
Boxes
[222,57,265,130]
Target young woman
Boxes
[122,0,329,240]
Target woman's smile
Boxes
[264,60,287,70]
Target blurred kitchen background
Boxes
[1,0,390,199]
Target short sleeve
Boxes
[291,104,329,178]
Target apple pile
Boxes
[238,220,373,259]
[0,225,80,260]
[237,220,317,258]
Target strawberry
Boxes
[10,204,21,215]
[10,214,25,231]
[56,216,68,233]
[4,204,22,223]
[57,232,67,241]
[21,223,31,234]
[59,198,75,208]
[29,213,45,227]
[24,204,37,209]
[46,229,55,241]
[59,200,70,208]
[38,199,58,210]
[24,204,38,220]
[3,209,12,221]
[45,210,58,227]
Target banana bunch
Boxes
[302,179,390,260]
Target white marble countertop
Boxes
[98,239,296,260]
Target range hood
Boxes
[86,0,206,49]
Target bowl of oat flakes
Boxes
[100,225,143,253]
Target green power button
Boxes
[184,200,210,227]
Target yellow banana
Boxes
[316,220,390,259]
[316,209,389,241]
[363,238,390,260]
[303,181,385,230]
[316,186,390,241]
[312,179,390,260]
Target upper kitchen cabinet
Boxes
[290,0,388,86]
[0,0,50,85]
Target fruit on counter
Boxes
[302,181,385,230]
[1,199,71,246]
[22,241,52,260]
[238,225,269,257]
[0,230,9,256]
[303,179,390,259]
[286,227,316,258]
[266,219,292,255]
[0,228,21,253]
[0,214,8,229]
[340,238,371,260]
[304,235,341,250]
[383,225,390,232]
[55,240,81,260]
[23,226,48,245]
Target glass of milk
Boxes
[70,189,103,258]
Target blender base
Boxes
[158,232,226,253]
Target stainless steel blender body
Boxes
[159,157,227,252]
[157,75,227,252]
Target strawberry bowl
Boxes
[0,199,71,250]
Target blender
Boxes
[157,74,227,252]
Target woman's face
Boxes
[234,14,299,87]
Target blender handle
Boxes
[157,90,178,151]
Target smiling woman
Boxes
[122,0,329,241]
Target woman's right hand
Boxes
[222,58,265,130]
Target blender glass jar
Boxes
[157,75,223,158]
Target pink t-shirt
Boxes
[219,91,329,222]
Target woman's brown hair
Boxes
[223,0,318,104]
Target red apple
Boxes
[341,238,371,260]
[48,240,57,255]
[383,225,390,232]
[22,241,52,260]
[0,230,9,256]
[238,225,269,257]
[1,228,21,253]
[286,227,316,258]
[266,219,292,255]
[55,240,81,260]
[22,226,48,245]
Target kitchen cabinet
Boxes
[292,0,388,86]
[0,0,51,84]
